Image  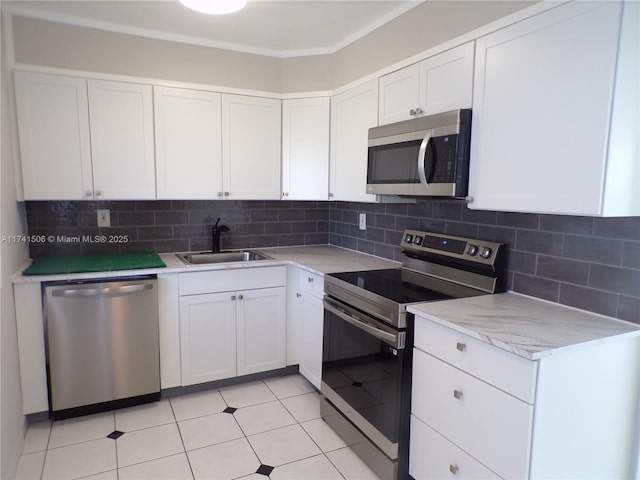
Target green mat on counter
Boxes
[22,253,166,276]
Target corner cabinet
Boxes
[329,79,379,202]
[468,1,639,216]
[282,97,330,200]
[378,42,474,125]
[222,94,282,200]
[154,87,223,199]
[178,267,286,386]
[14,72,156,200]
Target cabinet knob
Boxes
[283,192,289,198]
[409,107,423,116]
[85,190,92,197]
[296,292,302,298]
[328,193,334,198]
[456,342,466,352]
[453,389,463,400]
[449,464,459,475]
[465,196,474,204]
[217,192,223,197]
[224,191,230,197]
[238,294,244,300]
[95,190,102,197]
[307,277,314,283]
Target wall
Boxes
[0,10,29,480]
[25,200,328,257]
[329,199,640,324]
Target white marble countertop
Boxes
[408,292,640,360]
[11,245,399,283]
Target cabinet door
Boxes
[419,41,474,115]
[236,286,286,376]
[330,79,378,202]
[282,97,330,200]
[179,292,236,386]
[222,94,281,200]
[298,292,323,389]
[88,80,156,199]
[469,1,622,215]
[378,63,420,125]
[14,72,93,200]
[154,87,223,199]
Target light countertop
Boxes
[12,245,399,283]
[408,292,640,360]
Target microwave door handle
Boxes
[418,132,433,188]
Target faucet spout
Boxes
[211,218,230,252]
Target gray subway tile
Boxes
[617,296,640,324]
[563,235,623,265]
[373,214,396,229]
[366,227,385,243]
[507,250,536,275]
[622,241,640,269]
[432,201,463,220]
[444,222,478,238]
[461,208,497,226]
[477,225,517,245]
[516,230,563,256]
[512,273,560,302]
[155,211,189,225]
[137,226,173,241]
[559,284,618,317]
[278,209,305,222]
[536,256,589,285]
[251,210,279,222]
[539,215,593,235]
[589,264,640,297]
[496,212,540,229]
[594,217,640,240]
[357,239,375,255]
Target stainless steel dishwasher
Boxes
[44,275,160,419]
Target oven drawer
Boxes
[298,269,323,298]
[410,415,501,480]
[413,315,537,403]
[412,349,533,480]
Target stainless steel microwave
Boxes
[367,109,471,197]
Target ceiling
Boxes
[3,0,424,58]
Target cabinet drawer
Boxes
[412,349,532,479]
[410,415,501,480]
[298,269,324,298]
[414,315,536,403]
[179,266,286,296]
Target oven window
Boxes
[322,308,404,444]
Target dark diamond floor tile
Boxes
[106,430,124,440]
[256,464,274,476]
[223,406,237,414]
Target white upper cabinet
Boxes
[330,79,379,202]
[222,94,282,200]
[14,72,93,200]
[14,73,156,200]
[87,80,156,199]
[469,1,639,216]
[282,97,330,200]
[378,42,474,125]
[154,87,223,199]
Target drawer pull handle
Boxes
[308,277,314,283]
[456,342,466,352]
[453,389,463,400]
[296,292,302,298]
[449,464,459,475]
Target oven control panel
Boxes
[401,229,503,266]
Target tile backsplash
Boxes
[25,198,640,324]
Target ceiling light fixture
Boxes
[179,0,247,15]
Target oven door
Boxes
[322,296,407,460]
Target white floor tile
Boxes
[48,411,114,449]
[234,400,296,436]
[116,422,185,468]
[280,392,322,423]
[236,475,265,480]
[118,453,193,480]
[178,412,244,451]
[188,437,260,480]
[41,438,117,480]
[170,388,227,422]
[264,374,315,399]
[247,424,321,467]
[22,421,51,454]
[77,469,118,479]
[115,399,175,432]
[301,418,347,452]
[219,381,277,408]
[270,454,343,480]
[326,447,381,480]
[15,451,45,480]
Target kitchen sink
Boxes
[176,250,272,265]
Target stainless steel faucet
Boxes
[211,218,230,252]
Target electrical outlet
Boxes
[358,212,366,230]
[97,209,111,227]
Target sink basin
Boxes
[176,250,272,265]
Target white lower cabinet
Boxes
[410,314,640,479]
[287,267,324,389]
[179,267,286,386]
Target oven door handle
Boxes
[324,298,405,349]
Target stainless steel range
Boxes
[321,229,505,480]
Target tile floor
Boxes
[15,374,382,480]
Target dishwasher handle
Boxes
[51,283,153,298]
